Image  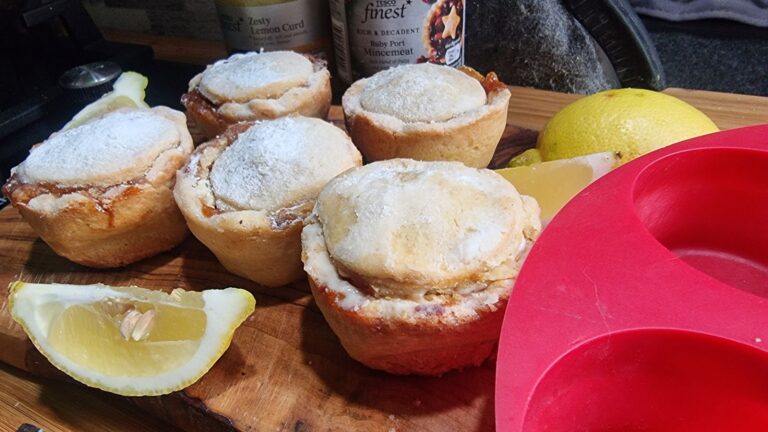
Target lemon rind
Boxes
[9,282,255,396]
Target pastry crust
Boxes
[308,276,508,375]
[342,63,511,168]
[182,51,332,141]
[174,117,362,287]
[2,107,193,267]
[301,159,541,374]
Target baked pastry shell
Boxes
[173,135,307,287]
[3,108,192,268]
[342,80,511,168]
[185,210,305,287]
[12,180,188,268]
[301,204,527,375]
[182,58,332,141]
[307,275,509,376]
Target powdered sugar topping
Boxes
[315,159,539,284]
[359,63,486,123]
[17,110,179,186]
[209,117,361,213]
[198,51,314,104]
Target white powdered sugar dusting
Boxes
[209,117,360,213]
[199,51,313,103]
[18,110,178,186]
[303,212,520,316]
[316,160,538,283]
[359,63,486,123]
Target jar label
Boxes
[330,0,466,82]
[215,0,330,54]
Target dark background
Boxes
[646,17,768,96]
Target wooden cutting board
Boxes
[1,87,766,432]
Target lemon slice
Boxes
[496,152,619,223]
[507,148,543,167]
[9,282,255,396]
[62,71,150,130]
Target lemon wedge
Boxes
[9,282,255,396]
[496,152,619,223]
[507,148,543,167]
[62,71,150,130]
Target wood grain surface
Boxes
[506,86,768,131]
[0,363,179,432]
[0,86,766,432]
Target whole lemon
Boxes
[537,88,719,164]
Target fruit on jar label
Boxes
[330,0,466,82]
[215,0,330,54]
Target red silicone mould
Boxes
[496,124,768,432]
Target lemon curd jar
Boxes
[214,0,332,57]
[330,0,468,83]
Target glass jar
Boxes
[214,0,332,58]
[329,0,467,83]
